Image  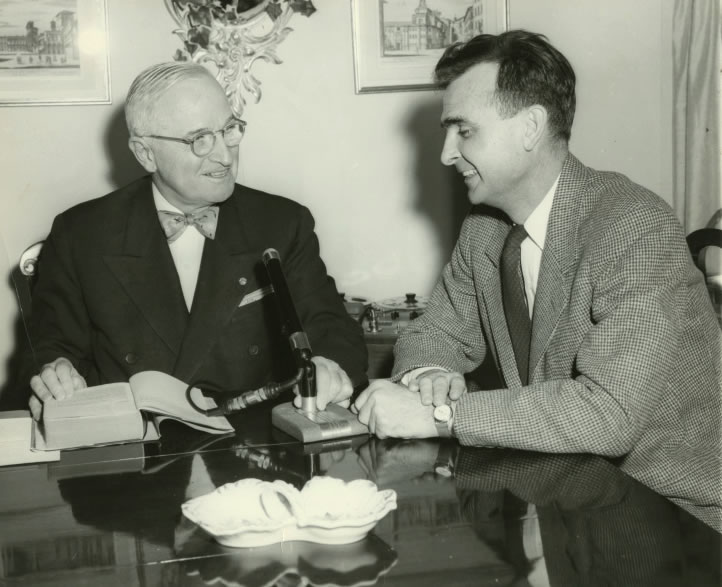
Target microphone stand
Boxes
[263,248,369,443]
[186,248,368,443]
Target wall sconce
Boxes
[165,0,317,118]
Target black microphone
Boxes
[262,248,311,352]
[263,248,316,412]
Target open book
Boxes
[32,371,234,451]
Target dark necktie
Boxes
[157,206,219,243]
[501,224,531,385]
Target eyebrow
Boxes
[440,116,469,128]
[185,116,236,136]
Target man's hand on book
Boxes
[29,357,87,420]
[292,356,353,411]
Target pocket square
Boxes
[239,285,274,307]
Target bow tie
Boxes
[158,206,219,243]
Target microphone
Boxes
[263,248,316,413]
[262,248,311,353]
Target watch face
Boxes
[433,404,452,422]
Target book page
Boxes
[129,371,233,434]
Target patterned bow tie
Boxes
[157,206,219,243]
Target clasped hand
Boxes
[352,370,466,439]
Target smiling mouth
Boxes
[205,168,230,179]
[461,169,478,179]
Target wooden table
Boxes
[1,401,718,586]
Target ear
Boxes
[128,137,157,173]
[522,105,548,151]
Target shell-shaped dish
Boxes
[182,477,397,548]
[181,478,297,544]
[294,477,397,530]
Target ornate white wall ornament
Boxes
[165,0,317,117]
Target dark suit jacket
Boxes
[394,154,721,528]
[30,176,367,393]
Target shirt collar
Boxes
[523,174,560,251]
[152,183,184,215]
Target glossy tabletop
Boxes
[1,401,719,587]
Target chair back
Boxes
[686,228,722,324]
[13,241,44,323]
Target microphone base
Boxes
[271,402,369,443]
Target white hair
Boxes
[125,62,217,136]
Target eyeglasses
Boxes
[144,119,247,157]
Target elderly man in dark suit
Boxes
[354,30,721,528]
[29,62,367,419]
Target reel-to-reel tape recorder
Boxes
[341,293,428,378]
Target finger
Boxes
[319,367,342,411]
[418,377,434,405]
[314,363,331,410]
[338,370,353,404]
[29,396,42,421]
[357,393,374,427]
[55,361,78,398]
[353,386,372,412]
[449,374,467,400]
[338,399,351,409]
[293,394,302,408]
[368,407,377,437]
[39,365,67,400]
[30,374,52,403]
[408,380,420,393]
[71,370,87,391]
[432,376,450,407]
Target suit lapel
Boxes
[104,180,189,355]
[529,155,585,381]
[173,194,258,383]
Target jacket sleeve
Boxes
[282,205,368,388]
[392,215,488,380]
[30,214,97,380]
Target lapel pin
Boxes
[238,277,247,286]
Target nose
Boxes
[209,131,234,165]
[440,131,459,166]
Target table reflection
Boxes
[177,530,396,587]
[0,422,718,586]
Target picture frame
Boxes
[351,0,508,94]
[0,0,110,106]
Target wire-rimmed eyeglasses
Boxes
[143,118,247,157]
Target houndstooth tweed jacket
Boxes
[393,154,722,529]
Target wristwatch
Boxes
[433,403,454,438]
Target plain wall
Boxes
[0,0,673,389]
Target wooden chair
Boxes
[1,242,43,410]
[686,228,722,323]
[13,241,44,323]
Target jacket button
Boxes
[124,353,139,364]
[248,345,259,356]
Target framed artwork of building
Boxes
[352,0,508,93]
[0,0,110,106]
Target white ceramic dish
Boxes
[181,476,397,548]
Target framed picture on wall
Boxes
[352,0,508,94]
[0,0,110,106]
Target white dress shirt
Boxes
[153,185,206,312]
[519,176,559,318]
